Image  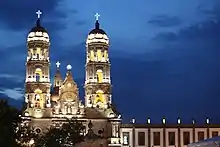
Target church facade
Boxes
[21,11,220,147]
[21,11,121,147]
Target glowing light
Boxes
[177,118,181,124]
[86,33,109,44]
[95,13,100,21]
[206,118,210,124]
[56,61,61,68]
[36,10,42,19]
[29,139,34,145]
[67,64,72,70]
[131,118,135,124]
[147,118,151,124]
[162,118,166,124]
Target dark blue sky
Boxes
[0,0,220,124]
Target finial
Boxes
[36,10,42,27]
[95,13,100,21]
[56,61,61,68]
[94,13,100,29]
[36,10,42,19]
[66,64,72,70]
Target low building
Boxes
[120,118,220,147]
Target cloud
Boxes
[152,9,220,44]
[0,0,68,31]
[0,74,24,83]
[148,15,182,27]
[0,73,24,100]
[74,20,88,26]
[0,88,23,100]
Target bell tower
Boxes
[84,13,111,109]
[24,10,51,118]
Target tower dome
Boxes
[86,13,109,45]
[88,20,106,35]
[29,19,47,33]
[27,10,49,43]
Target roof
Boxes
[121,123,220,128]
[89,28,106,35]
[84,107,106,119]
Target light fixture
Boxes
[206,118,210,124]
[192,119,195,124]
[162,118,166,124]
[147,118,151,124]
[177,118,181,124]
[131,118,135,124]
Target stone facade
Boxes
[21,12,121,147]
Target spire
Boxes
[53,61,62,87]
[63,64,74,83]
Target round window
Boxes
[35,128,41,133]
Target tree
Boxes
[34,119,85,147]
[16,125,39,146]
[0,99,21,147]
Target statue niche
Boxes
[96,69,103,83]
[94,90,105,108]
[34,88,43,108]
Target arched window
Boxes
[36,73,40,82]
[35,68,42,82]
[96,69,103,83]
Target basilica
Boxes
[21,10,220,147]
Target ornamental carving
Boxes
[85,84,111,94]
[25,83,49,93]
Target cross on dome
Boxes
[67,64,72,70]
[36,10,42,19]
[56,61,60,68]
[95,13,100,21]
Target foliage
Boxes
[34,119,85,147]
[0,99,21,147]
[16,125,39,146]
[0,99,85,147]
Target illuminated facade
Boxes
[21,11,220,147]
[22,11,121,147]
